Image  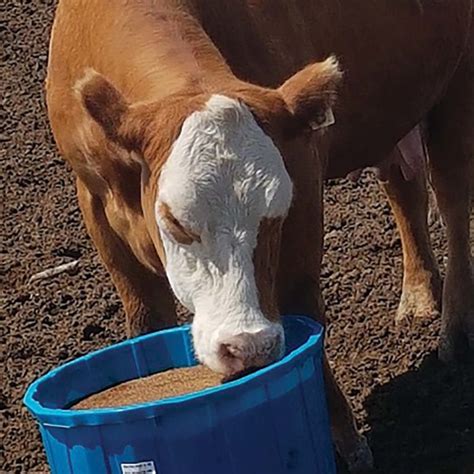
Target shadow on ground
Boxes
[361,353,474,474]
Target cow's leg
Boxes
[278,245,372,474]
[278,143,373,473]
[427,60,474,362]
[76,178,177,336]
[380,161,442,324]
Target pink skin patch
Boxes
[347,124,427,182]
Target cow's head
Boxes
[76,57,341,376]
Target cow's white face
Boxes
[75,57,341,375]
[156,95,293,375]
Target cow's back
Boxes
[47,0,472,176]
[191,0,472,174]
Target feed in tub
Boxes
[73,365,223,409]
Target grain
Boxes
[73,365,223,409]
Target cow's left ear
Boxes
[74,69,144,150]
[278,56,342,133]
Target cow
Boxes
[46,0,473,471]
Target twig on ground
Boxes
[29,260,80,283]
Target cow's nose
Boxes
[217,328,284,376]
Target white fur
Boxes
[156,95,293,373]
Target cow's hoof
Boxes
[395,277,441,327]
[344,435,374,473]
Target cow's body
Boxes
[49,1,471,176]
[47,1,473,471]
[192,0,470,175]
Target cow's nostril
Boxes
[217,329,282,376]
[217,341,247,374]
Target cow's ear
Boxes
[278,56,342,133]
[74,69,141,149]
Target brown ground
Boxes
[2,1,473,473]
[73,366,223,410]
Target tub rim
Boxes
[23,315,324,427]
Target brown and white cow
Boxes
[47,0,473,471]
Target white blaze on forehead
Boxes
[158,95,292,231]
[155,94,292,372]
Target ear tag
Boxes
[310,108,335,131]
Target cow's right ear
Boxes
[74,69,141,150]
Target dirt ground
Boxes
[2,1,473,473]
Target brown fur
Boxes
[47,0,473,470]
[382,163,442,324]
[278,58,342,130]
[254,218,284,323]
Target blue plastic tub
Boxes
[24,316,335,474]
